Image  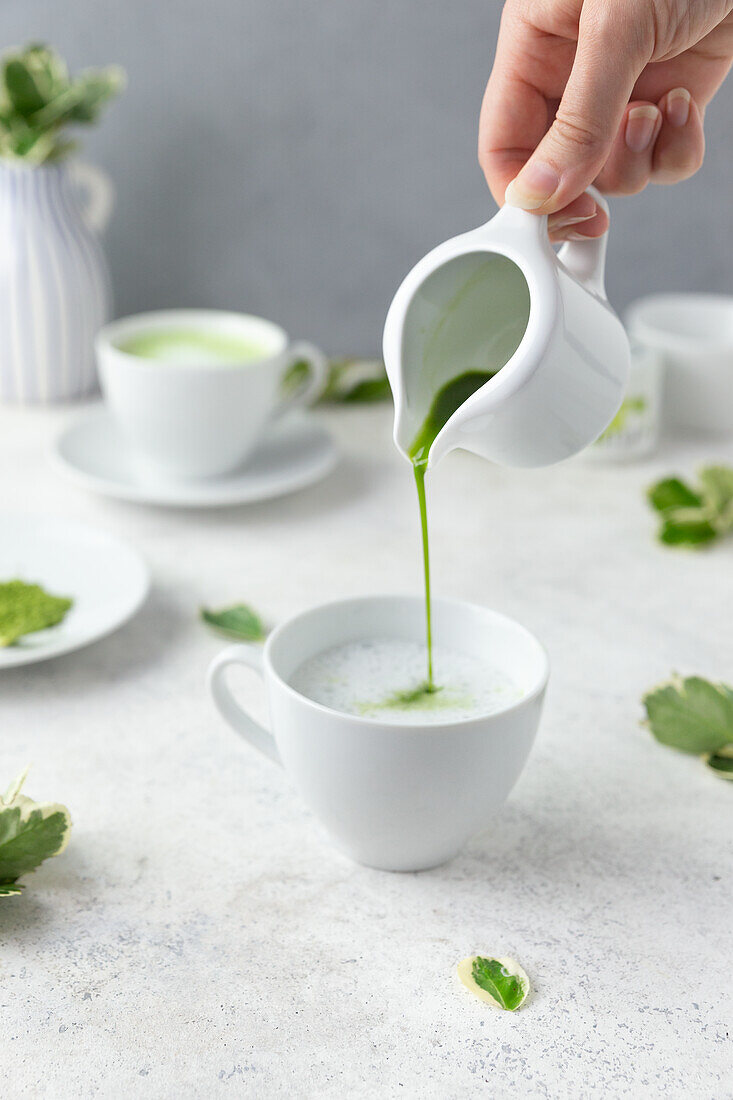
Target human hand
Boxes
[479,0,733,240]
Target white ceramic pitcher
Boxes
[383,188,630,468]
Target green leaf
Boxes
[0,804,70,881]
[319,359,392,404]
[699,466,733,532]
[648,477,703,514]
[471,957,527,1010]
[3,765,29,804]
[21,44,69,99]
[318,360,349,402]
[0,44,123,164]
[457,955,530,1011]
[647,466,733,549]
[66,66,125,122]
[3,59,48,117]
[643,676,733,755]
[28,64,125,130]
[200,603,267,642]
[282,357,392,404]
[29,84,86,129]
[341,376,393,403]
[0,769,71,893]
[0,580,73,647]
[34,66,125,129]
[705,747,733,780]
[2,45,68,117]
[699,465,733,510]
[658,512,718,548]
[0,882,23,897]
[6,127,58,165]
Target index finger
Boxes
[478,9,557,205]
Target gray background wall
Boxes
[6,0,733,354]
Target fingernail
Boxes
[666,87,691,127]
[565,231,594,241]
[504,161,560,210]
[548,208,597,230]
[625,106,660,152]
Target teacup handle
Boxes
[276,341,329,418]
[207,644,281,766]
[557,185,609,299]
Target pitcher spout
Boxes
[423,430,455,470]
[385,245,533,467]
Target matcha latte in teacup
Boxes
[116,325,271,366]
[95,309,327,481]
[208,595,549,872]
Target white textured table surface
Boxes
[1,401,732,1099]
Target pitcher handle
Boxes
[557,186,609,299]
[70,161,115,235]
[494,184,609,298]
[207,644,281,765]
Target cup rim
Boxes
[264,593,550,731]
[96,308,288,367]
[626,293,733,355]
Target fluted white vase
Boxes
[0,159,114,404]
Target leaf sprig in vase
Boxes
[0,43,125,165]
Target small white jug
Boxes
[383,188,630,468]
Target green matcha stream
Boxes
[407,370,496,695]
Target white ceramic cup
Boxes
[626,294,733,438]
[207,595,549,872]
[95,309,328,480]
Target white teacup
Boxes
[96,309,327,480]
[626,293,733,438]
[207,595,549,872]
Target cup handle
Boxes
[207,644,281,765]
[69,161,115,235]
[557,185,609,299]
[275,341,329,418]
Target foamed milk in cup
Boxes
[289,638,522,725]
[116,327,270,366]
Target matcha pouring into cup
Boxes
[408,369,501,691]
[384,186,629,688]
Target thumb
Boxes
[505,7,646,213]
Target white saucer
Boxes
[0,514,149,668]
[53,410,339,507]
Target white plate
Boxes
[0,515,149,668]
[53,410,339,508]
